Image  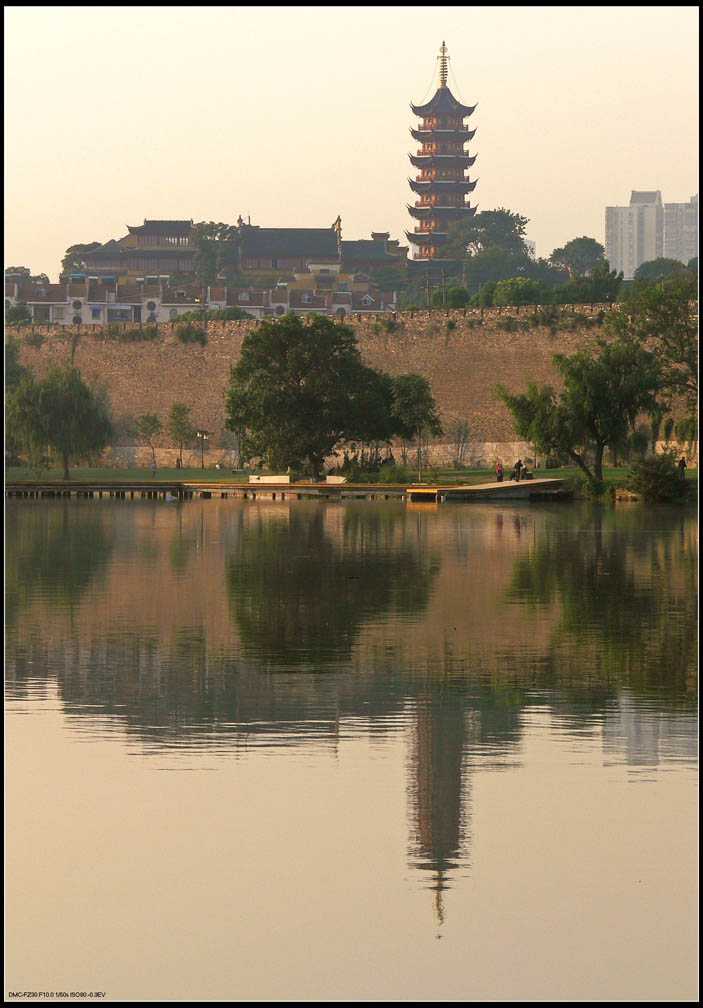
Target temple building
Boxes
[407,42,477,277]
[77,220,195,281]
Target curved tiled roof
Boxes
[411,87,476,118]
[240,227,339,258]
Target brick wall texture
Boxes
[11,306,692,467]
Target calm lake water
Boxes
[5,498,698,1001]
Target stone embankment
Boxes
[10,305,693,467]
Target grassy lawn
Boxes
[5,464,697,486]
[4,466,252,483]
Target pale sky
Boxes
[4,5,699,281]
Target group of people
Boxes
[495,460,528,483]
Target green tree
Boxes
[549,237,605,278]
[445,208,529,259]
[496,336,663,484]
[553,260,623,304]
[167,402,194,466]
[464,247,529,290]
[5,301,32,324]
[493,276,549,306]
[372,262,408,290]
[634,257,689,282]
[6,366,44,470]
[610,276,697,410]
[390,373,443,481]
[60,243,101,275]
[5,337,31,389]
[674,416,697,451]
[225,314,392,479]
[430,284,471,308]
[191,222,241,284]
[7,365,112,480]
[137,414,162,464]
[5,267,50,284]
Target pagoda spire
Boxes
[439,41,448,89]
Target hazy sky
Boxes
[4,5,699,280]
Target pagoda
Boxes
[406,42,477,275]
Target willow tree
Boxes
[7,366,112,479]
[496,336,663,484]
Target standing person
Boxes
[151,458,156,479]
[678,457,687,478]
[495,461,504,482]
[513,459,523,482]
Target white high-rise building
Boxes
[663,194,698,265]
[605,190,663,280]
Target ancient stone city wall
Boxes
[10,306,692,467]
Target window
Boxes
[238,292,249,301]
[302,294,312,304]
[91,308,101,320]
[169,309,178,320]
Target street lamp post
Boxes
[196,430,210,469]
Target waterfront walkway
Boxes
[5,477,569,502]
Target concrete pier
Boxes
[5,477,569,503]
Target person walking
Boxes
[495,462,504,483]
[678,457,687,478]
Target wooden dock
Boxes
[5,477,569,503]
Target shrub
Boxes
[118,324,159,342]
[627,451,692,503]
[5,302,32,325]
[176,323,207,346]
[23,331,44,348]
[531,304,559,327]
[376,463,411,484]
[209,306,252,321]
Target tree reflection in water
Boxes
[505,506,697,700]
[4,500,697,926]
[5,503,115,631]
[226,506,440,670]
